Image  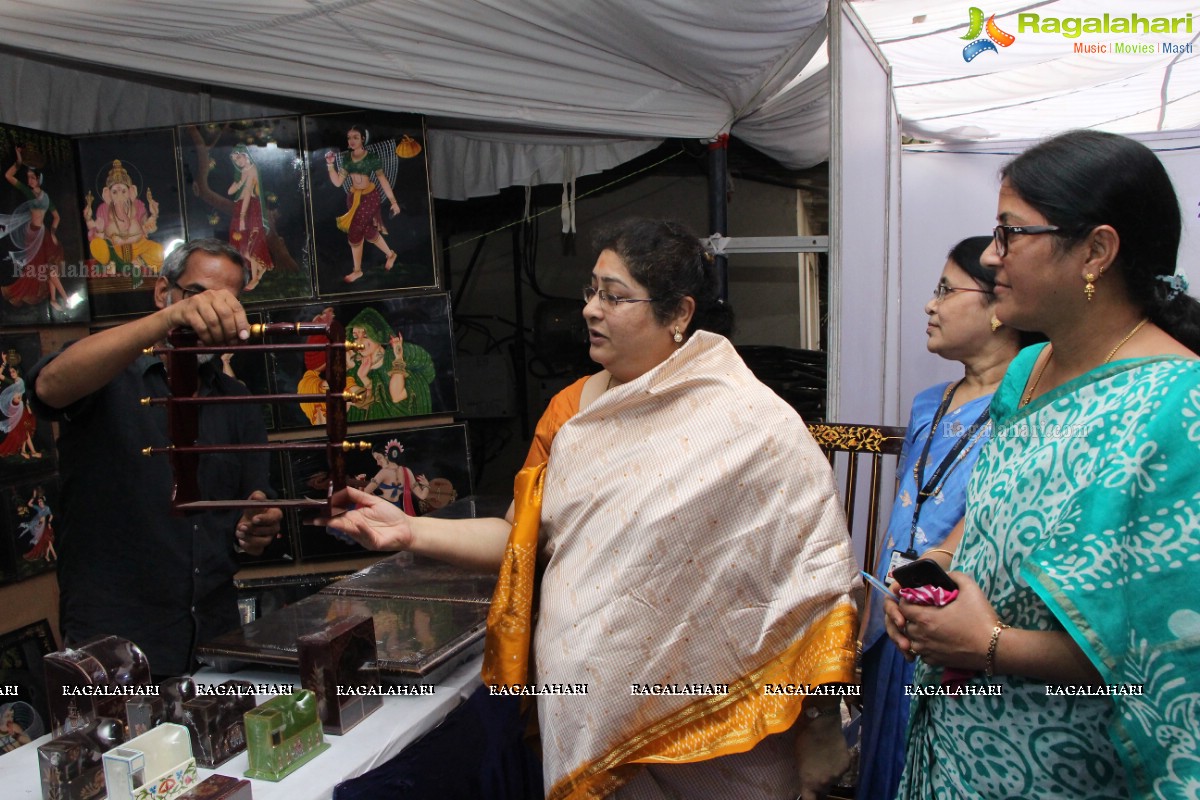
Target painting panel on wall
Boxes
[0,124,90,326]
[0,619,56,752]
[0,333,55,479]
[302,112,435,296]
[179,117,314,304]
[269,294,457,429]
[0,475,60,582]
[289,423,471,561]
[75,127,185,319]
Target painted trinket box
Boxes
[37,717,124,800]
[102,722,198,800]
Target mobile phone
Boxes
[892,558,958,591]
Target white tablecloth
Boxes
[0,655,483,799]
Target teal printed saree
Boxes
[900,345,1200,799]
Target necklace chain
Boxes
[1103,317,1151,363]
[1020,317,1150,407]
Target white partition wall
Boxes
[830,1,902,565]
[896,147,1006,415]
[830,1,900,425]
[897,130,1200,418]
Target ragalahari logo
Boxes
[962,7,1016,61]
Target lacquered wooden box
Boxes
[180,681,256,768]
[176,774,253,800]
[43,636,151,737]
[297,614,382,735]
[36,717,124,800]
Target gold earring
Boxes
[672,326,683,343]
[1084,273,1096,302]
[991,316,1002,332]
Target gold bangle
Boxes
[924,548,956,561]
[985,622,1011,678]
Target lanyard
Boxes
[907,381,990,553]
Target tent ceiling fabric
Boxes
[0,0,831,198]
[850,0,1200,141]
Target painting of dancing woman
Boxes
[228,145,274,290]
[304,112,435,295]
[18,486,56,563]
[0,148,67,311]
[356,440,430,517]
[324,125,401,284]
[0,362,42,463]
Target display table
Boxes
[0,655,483,799]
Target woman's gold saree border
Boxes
[548,603,858,800]
[481,463,545,687]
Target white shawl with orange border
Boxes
[523,332,859,799]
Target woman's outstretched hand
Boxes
[314,486,414,551]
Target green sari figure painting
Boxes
[344,307,434,422]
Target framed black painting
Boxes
[269,294,458,429]
[75,127,185,319]
[0,123,90,326]
[0,475,60,583]
[289,423,472,561]
[302,111,435,296]
[0,333,55,480]
[179,116,314,304]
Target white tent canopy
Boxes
[0,0,830,199]
[850,0,1200,142]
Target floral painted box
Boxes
[102,722,198,800]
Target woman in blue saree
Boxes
[886,130,1200,799]
[858,236,1028,799]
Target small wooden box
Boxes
[180,681,256,768]
[37,717,125,800]
[298,614,382,734]
[176,774,253,800]
[43,636,151,737]
[159,676,198,723]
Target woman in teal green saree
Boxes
[886,130,1200,799]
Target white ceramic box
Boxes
[102,722,199,800]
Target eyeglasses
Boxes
[992,224,1062,257]
[932,282,992,302]
[170,283,205,300]
[582,286,657,308]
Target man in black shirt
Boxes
[29,239,282,676]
